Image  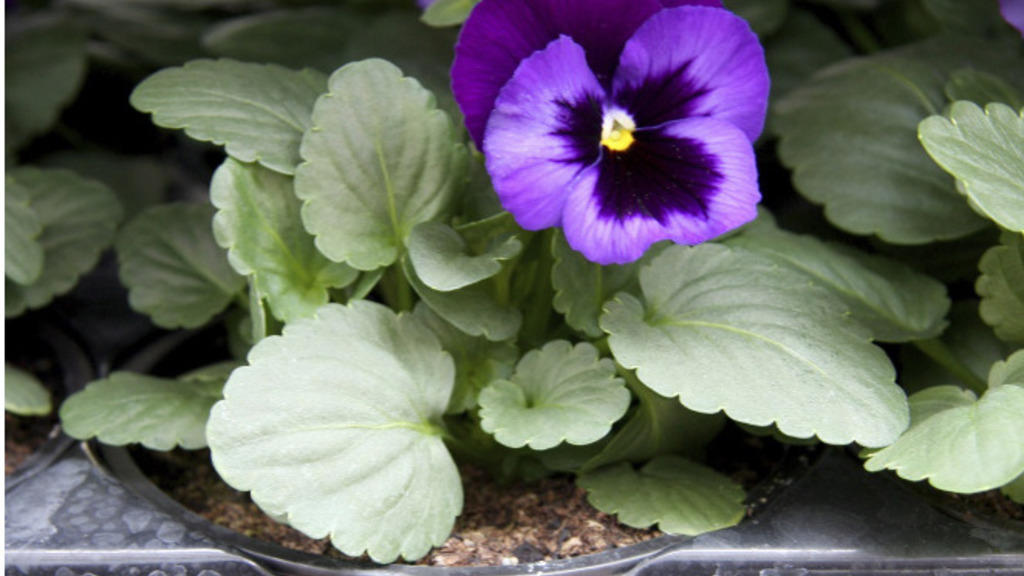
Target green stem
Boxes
[913,338,987,395]
[519,230,555,347]
[382,264,414,312]
[839,12,881,54]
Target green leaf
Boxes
[295,59,466,271]
[601,244,907,447]
[578,456,745,535]
[60,367,229,450]
[5,16,87,152]
[422,0,480,27]
[202,7,361,73]
[977,234,1024,343]
[6,168,123,318]
[478,341,629,450]
[722,0,789,37]
[900,302,1015,393]
[726,227,950,342]
[919,102,1024,233]
[117,203,245,329]
[583,383,725,472]
[763,9,852,136]
[774,39,1023,244]
[66,0,210,66]
[944,69,1024,110]
[407,221,520,292]
[5,364,51,416]
[41,150,169,221]
[403,258,521,342]
[210,158,356,323]
[342,13,461,121]
[411,303,517,414]
[864,351,1024,493]
[130,59,326,175]
[1003,474,1024,504]
[5,180,44,286]
[552,232,639,339]
[918,0,1015,37]
[206,302,462,563]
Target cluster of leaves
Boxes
[10,0,1018,566]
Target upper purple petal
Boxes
[1001,0,1024,36]
[613,6,769,141]
[483,36,606,230]
[454,0,722,147]
[561,117,760,265]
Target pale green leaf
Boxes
[60,370,227,450]
[403,258,521,342]
[977,234,1024,342]
[206,302,462,563]
[552,232,639,339]
[117,203,245,329]
[295,59,465,271]
[6,16,87,152]
[411,303,517,414]
[6,168,122,318]
[202,7,361,73]
[478,341,629,450]
[726,227,950,342]
[722,0,789,37]
[422,0,480,27]
[407,221,520,292]
[774,39,1023,243]
[865,351,1024,493]
[578,456,745,535]
[130,59,326,175]
[5,364,51,416]
[601,244,907,447]
[944,69,1024,110]
[211,158,356,323]
[5,180,44,286]
[919,102,1024,232]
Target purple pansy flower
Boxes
[1001,0,1024,36]
[452,0,768,264]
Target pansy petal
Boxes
[484,36,606,230]
[1001,0,1024,36]
[661,0,722,6]
[562,117,759,265]
[453,0,668,147]
[613,6,769,142]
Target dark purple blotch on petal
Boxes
[552,97,603,166]
[613,60,710,129]
[595,131,720,223]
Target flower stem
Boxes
[839,12,881,54]
[382,264,414,312]
[912,338,987,396]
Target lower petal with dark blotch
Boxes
[484,36,606,230]
[561,117,759,265]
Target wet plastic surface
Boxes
[6,327,1024,575]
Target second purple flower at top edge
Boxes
[451,0,770,265]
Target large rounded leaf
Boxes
[4,180,44,286]
[207,302,462,563]
[130,59,326,175]
[977,234,1024,343]
[601,244,908,447]
[295,59,465,271]
[5,364,51,416]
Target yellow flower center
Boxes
[600,111,636,153]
